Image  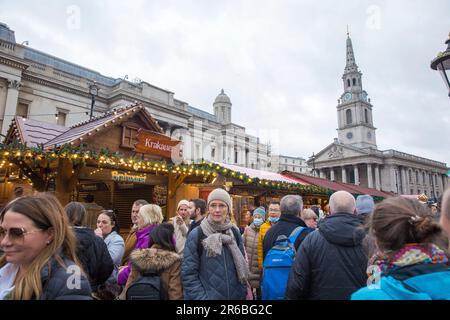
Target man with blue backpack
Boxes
[261,195,313,300]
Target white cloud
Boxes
[2,0,449,165]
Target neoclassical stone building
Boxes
[309,34,448,198]
[0,23,269,169]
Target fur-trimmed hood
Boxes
[129,247,181,274]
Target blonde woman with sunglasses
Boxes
[0,193,92,300]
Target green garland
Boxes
[0,143,331,196]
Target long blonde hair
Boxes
[0,193,79,300]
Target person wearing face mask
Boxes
[243,207,265,299]
[257,202,281,269]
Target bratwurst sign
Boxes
[134,129,182,161]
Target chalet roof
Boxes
[282,171,392,198]
[5,103,163,149]
[7,117,69,147]
[216,162,308,184]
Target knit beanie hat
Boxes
[355,195,375,215]
[207,188,232,211]
[177,199,190,211]
[252,207,266,220]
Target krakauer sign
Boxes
[134,129,182,161]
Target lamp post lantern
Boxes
[88,82,99,119]
[430,33,450,97]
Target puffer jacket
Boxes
[73,227,113,289]
[40,256,92,300]
[257,221,273,269]
[181,226,247,300]
[118,224,157,285]
[285,213,368,300]
[122,246,183,300]
[352,263,450,300]
[243,223,261,289]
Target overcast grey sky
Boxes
[2,0,449,166]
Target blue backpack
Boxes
[261,226,306,300]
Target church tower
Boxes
[213,89,232,124]
[336,31,377,149]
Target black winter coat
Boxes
[40,256,92,300]
[285,213,368,300]
[262,214,311,260]
[182,226,247,300]
[73,227,114,289]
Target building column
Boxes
[401,167,407,194]
[1,79,22,136]
[319,169,325,179]
[341,167,347,183]
[375,165,381,191]
[353,165,360,186]
[367,164,373,189]
[438,174,444,194]
[390,166,398,194]
[330,168,335,181]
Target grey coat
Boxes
[243,224,261,289]
[181,226,247,300]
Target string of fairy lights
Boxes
[0,141,330,195]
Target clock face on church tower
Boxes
[343,92,352,102]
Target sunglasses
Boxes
[0,226,43,241]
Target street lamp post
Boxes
[431,33,450,97]
[88,82,99,119]
[310,152,316,177]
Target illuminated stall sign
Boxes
[111,171,146,183]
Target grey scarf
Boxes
[200,216,249,284]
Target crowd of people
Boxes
[0,186,449,300]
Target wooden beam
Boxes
[166,171,188,220]
[54,159,84,206]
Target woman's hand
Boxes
[94,227,103,238]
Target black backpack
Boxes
[126,271,164,300]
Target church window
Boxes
[346,109,352,125]
[347,79,351,87]
[364,109,369,123]
[352,78,356,86]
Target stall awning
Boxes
[282,171,392,199]
[216,162,309,184]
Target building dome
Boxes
[214,89,231,104]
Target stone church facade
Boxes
[309,33,448,198]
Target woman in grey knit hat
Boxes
[181,188,248,300]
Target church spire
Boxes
[345,29,359,74]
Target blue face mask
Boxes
[253,218,264,227]
[268,216,279,223]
